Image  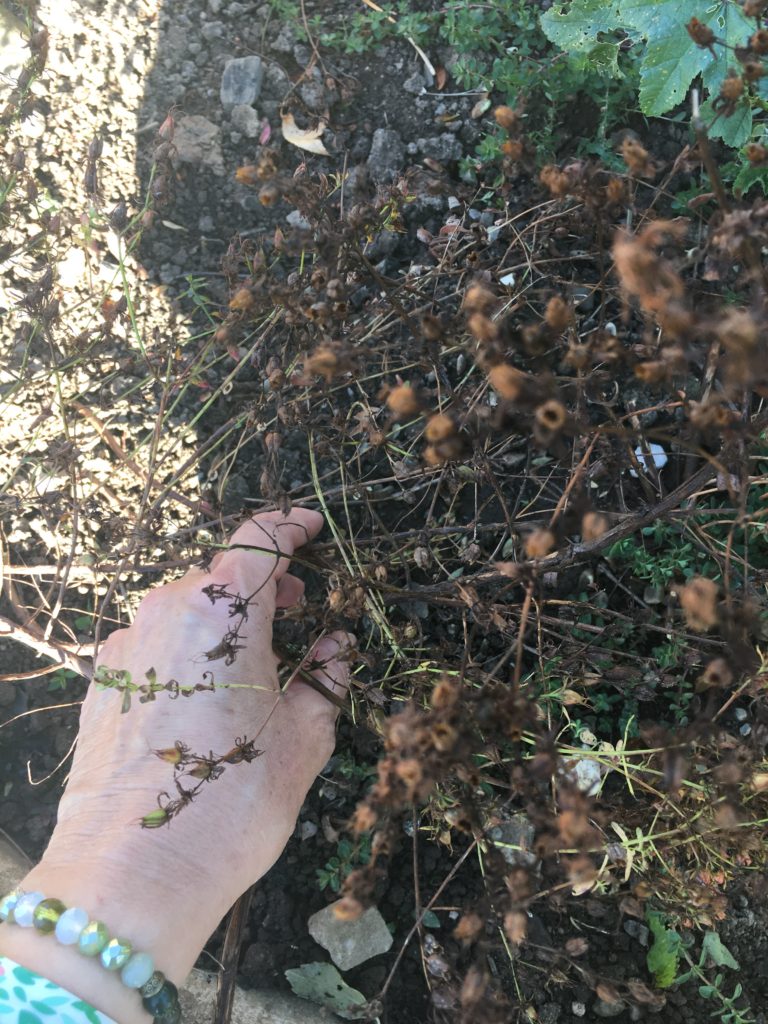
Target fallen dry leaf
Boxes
[281,112,330,156]
[435,66,448,91]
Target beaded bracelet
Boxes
[0,888,182,1023]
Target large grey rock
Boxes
[308,902,393,972]
[488,813,537,868]
[366,129,405,184]
[417,133,463,164]
[173,116,225,175]
[0,834,31,897]
[231,104,261,138]
[221,56,264,107]
[181,970,336,1024]
[592,998,626,1018]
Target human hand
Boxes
[2,509,353,1019]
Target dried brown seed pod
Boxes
[634,360,669,384]
[501,139,524,161]
[386,384,421,418]
[235,165,259,186]
[679,576,719,631]
[431,722,458,753]
[524,529,556,559]
[488,363,525,400]
[744,0,768,19]
[621,137,656,178]
[453,912,483,944]
[720,72,745,102]
[424,413,455,442]
[750,29,768,54]
[697,658,733,691]
[229,286,256,313]
[544,295,572,332]
[746,142,768,164]
[503,910,528,945]
[305,346,340,381]
[494,105,520,131]
[463,283,497,314]
[540,163,571,197]
[535,399,567,433]
[686,17,716,51]
[467,312,499,343]
[258,183,281,206]
[431,678,458,709]
[421,313,444,342]
[333,897,364,921]
[350,804,377,832]
[581,512,609,541]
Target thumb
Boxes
[292,630,355,717]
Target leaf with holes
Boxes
[285,962,367,1020]
[540,0,624,76]
[619,0,753,116]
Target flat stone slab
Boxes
[221,56,264,107]
[308,902,393,972]
[181,971,336,1024]
[0,834,31,898]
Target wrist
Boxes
[0,848,220,1024]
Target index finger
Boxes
[214,508,324,592]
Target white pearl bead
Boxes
[121,952,155,989]
[55,906,89,945]
[12,891,45,927]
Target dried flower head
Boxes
[679,577,719,631]
[467,312,499,343]
[686,17,716,53]
[494,105,520,132]
[535,399,567,433]
[540,163,572,198]
[503,910,528,945]
[425,413,455,442]
[582,512,609,541]
[488,363,526,400]
[544,295,572,332]
[463,283,497,314]
[697,658,733,691]
[524,528,556,559]
[305,346,340,381]
[386,384,421,418]
[621,137,656,178]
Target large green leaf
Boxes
[699,93,753,147]
[620,0,753,116]
[285,962,368,1021]
[646,910,682,988]
[701,930,740,970]
[540,0,624,75]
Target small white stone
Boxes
[12,891,45,927]
[55,906,89,944]
[121,952,155,989]
[630,442,668,477]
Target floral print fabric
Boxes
[0,955,116,1024]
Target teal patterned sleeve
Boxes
[0,955,117,1024]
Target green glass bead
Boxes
[0,889,21,923]
[101,936,133,970]
[32,898,67,934]
[142,979,179,1019]
[154,1003,182,1024]
[140,971,166,998]
[77,920,109,956]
